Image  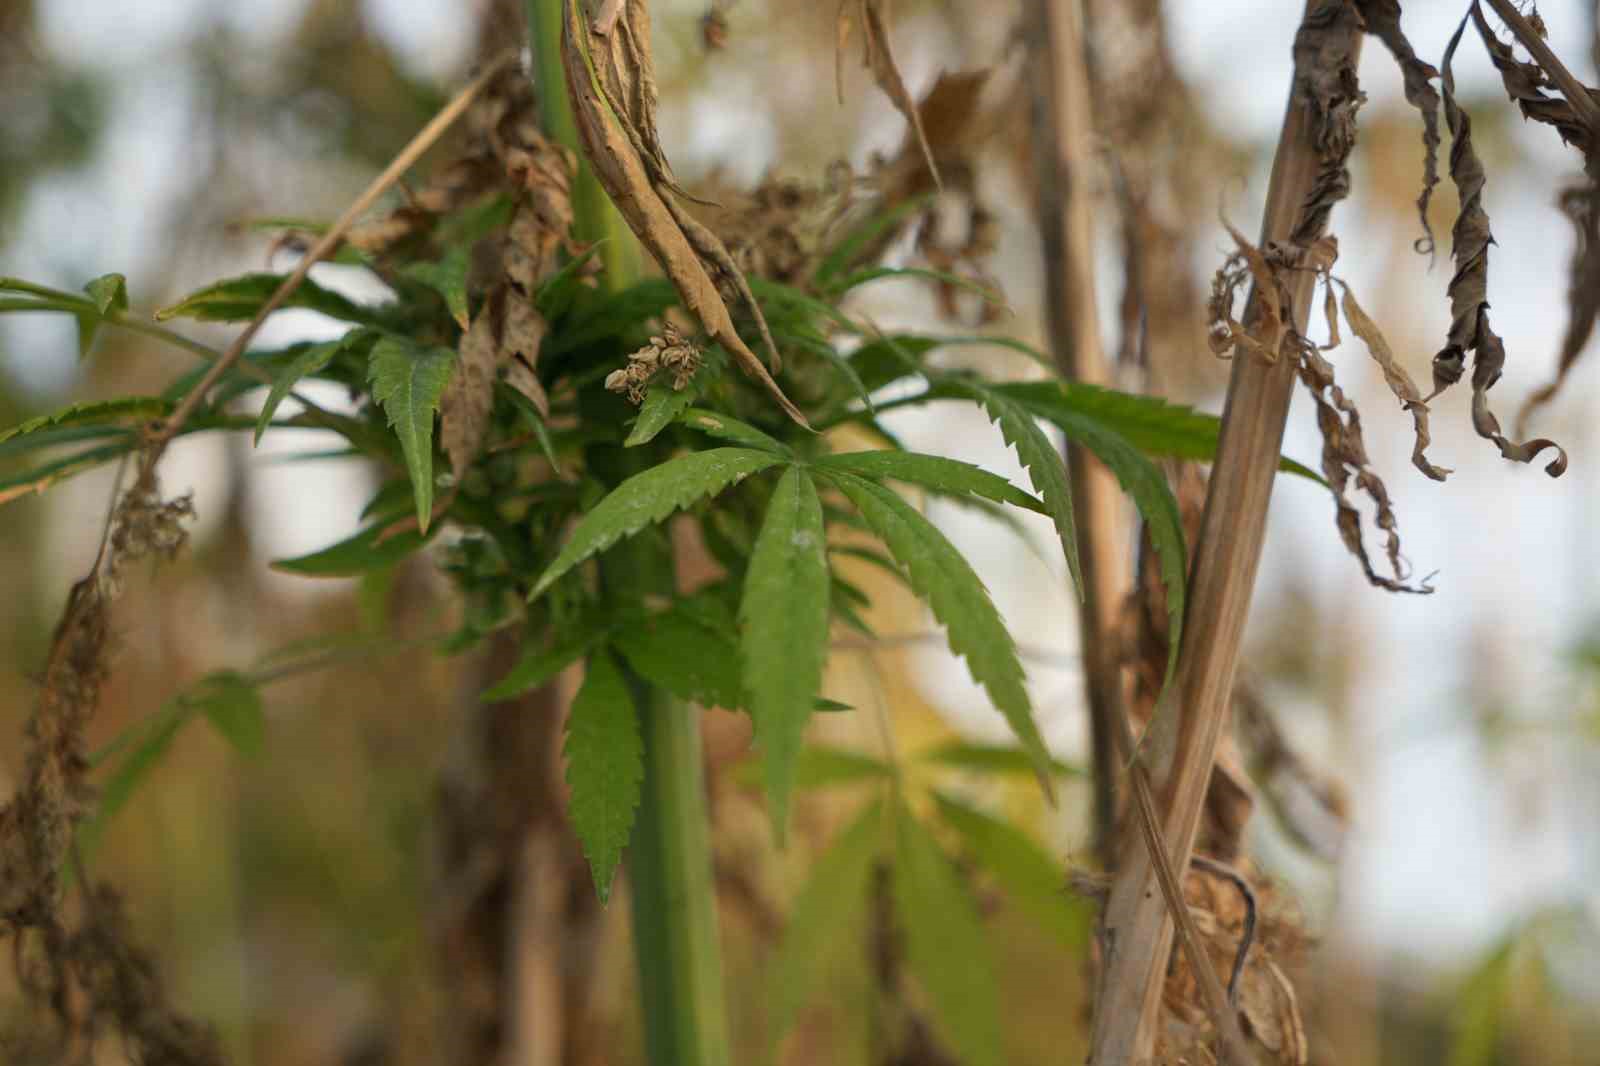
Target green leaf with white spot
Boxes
[676,408,790,454]
[368,337,455,531]
[564,652,643,904]
[740,467,830,837]
[531,447,786,600]
[817,450,1046,514]
[821,470,1052,794]
[894,803,1005,1066]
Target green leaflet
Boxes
[530,447,786,600]
[893,803,1005,1066]
[1043,406,1188,696]
[193,670,266,757]
[482,622,607,701]
[959,383,1083,597]
[740,466,830,838]
[847,335,938,396]
[401,245,471,328]
[769,800,883,1045]
[0,397,170,448]
[624,349,728,447]
[734,745,892,791]
[368,337,456,531]
[821,470,1053,793]
[77,273,128,358]
[613,607,742,709]
[675,408,790,455]
[996,379,1324,483]
[255,338,343,443]
[817,449,1047,515]
[932,791,1089,949]
[564,651,643,904]
[270,520,439,577]
[156,272,369,324]
[917,740,1080,779]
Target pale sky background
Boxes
[3,0,1599,983]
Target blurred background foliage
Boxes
[1,0,1598,1064]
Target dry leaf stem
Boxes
[1483,0,1600,131]
[1089,3,1363,1062]
[1033,3,1251,1062]
[138,52,516,487]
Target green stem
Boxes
[528,0,642,288]
[626,681,733,1066]
[527,6,729,1066]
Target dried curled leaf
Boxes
[1331,277,1450,481]
[1519,182,1600,435]
[1208,218,1290,363]
[1357,0,1443,255]
[838,0,939,187]
[561,0,805,425]
[1435,12,1567,476]
[441,304,499,478]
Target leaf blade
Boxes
[740,466,830,837]
[817,450,1047,515]
[368,337,456,531]
[531,447,786,600]
[564,651,643,904]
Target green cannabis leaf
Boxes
[821,470,1053,793]
[894,803,1005,1066]
[740,466,830,837]
[368,337,456,531]
[531,447,787,600]
[564,651,643,904]
[817,450,1047,515]
[156,272,369,324]
[192,670,266,757]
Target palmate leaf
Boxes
[255,339,342,443]
[0,396,170,448]
[770,800,883,1046]
[675,408,790,454]
[932,791,1089,949]
[271,520,440,577]
[817,450,1047,515]
[564,651,643,904]
[957,383,1083,596]
[820,470,1053,792]
[893,802,1005,1066]
[483,620,609,700]
[995,379,1323,482]
[613,606,742,709]
[156,272,370,324]
[740,466,830,837]
[530,447,786,600]
[848,334,938,395]
[1040,405,1188,694]
[368,337,456,531]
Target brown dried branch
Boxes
[561,0,805,424]
[1090,3,1365,1061]
[838,0,940,188]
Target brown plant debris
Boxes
[1358,0,1443,255]
[1431,10,1568,476]
[606,322,703,404]
[836,0,939,188]
[561,0,805,425]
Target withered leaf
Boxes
[561,0,805,425]
[441,304,499,478]
[1333,278,1449,481]
[1519,183,1600,435]
[1436,11,1568,476]
[846,0,940,189]
[1358,0,1442,255]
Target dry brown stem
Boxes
[1089,3,1364,1062]
[1033,3,1250,1063]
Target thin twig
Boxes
[1189,854,1257,1009]
[136,51,518,486]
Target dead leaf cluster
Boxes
[561,0,804,424]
